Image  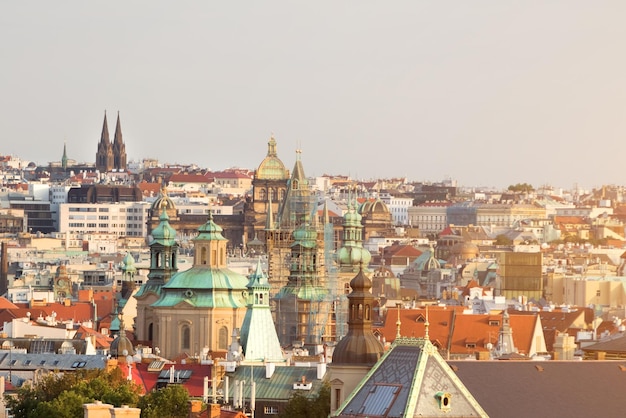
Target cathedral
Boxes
[95,111,127,172]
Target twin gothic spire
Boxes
[96,111,127,172]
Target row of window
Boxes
[68,207,148,213]
[67,223,144,230]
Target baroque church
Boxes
[136,207,249,360]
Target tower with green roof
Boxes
[266,149,325,296]
[150,212,249,359]
[134,207,179,344]
[275,221,331,346]
[239,259,285,363]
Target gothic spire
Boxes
[113,111,123,144]
[100,111,110,145]
[61,141,68,171]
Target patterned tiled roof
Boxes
[335,338,486,417]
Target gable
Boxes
[411,354,487,416]
[335,339,487,417]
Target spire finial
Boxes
[424,305,430,340]
[395,303,402,339]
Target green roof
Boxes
[163,267,249,290]
[220,365,324,402]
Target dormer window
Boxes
[489,320,500,326]
[435,391,452,412]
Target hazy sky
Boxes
[2,2,626,190]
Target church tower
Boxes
[239,259,285,363]
[274,221,331,347]
[95,111,114,172]
[151,212,249,359]
[112,112,127,171]
[61,142,68,171]
[329,267,384,414]
[244,134,290,248]
[266,150,322,294]
[134,206,179,345]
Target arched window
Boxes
[259,188,266,201]
[181,324,191,350]
[218,326,229,350]
[201,247,207,265]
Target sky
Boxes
[1,2,626,191]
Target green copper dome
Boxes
[195,212,227,241]
[256,135,290,180]
[338,246,372,267]
[150,209,177,246]
[292,224,317,248]
[122,252,136,274]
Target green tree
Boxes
[5,368,141,418]
[279,383,330,418]
[138,384,190,418]
[507,183,535,193]
[494,234,513,246]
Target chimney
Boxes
[317,362,326,379]
[265,362,276,378]
[209,404,221,418]
[0,242,8,297]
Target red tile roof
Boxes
[133,362,213,397]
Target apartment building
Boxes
[58,202,150,237]
[407,201,452,236]
[379,191,413,225]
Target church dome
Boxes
[195,212,227,241]
[332,269,384,365]
[333,331,384,365]
[150,209,177,245]
[150,188,176,214]
[338,246,372,268]
[450,241,480,259]
[122,252,136,274]
[256,135,289,180]
[292,224,317,247]
[359,199,390,217]
[110,331,135,358]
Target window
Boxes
[264,406,279,415]
[181,325,191,350]
[218,326,229,350]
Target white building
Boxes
[58,202,150,238]
[407,202,451,236]
[379,191,413,225]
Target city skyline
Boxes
[2,2,626,190]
